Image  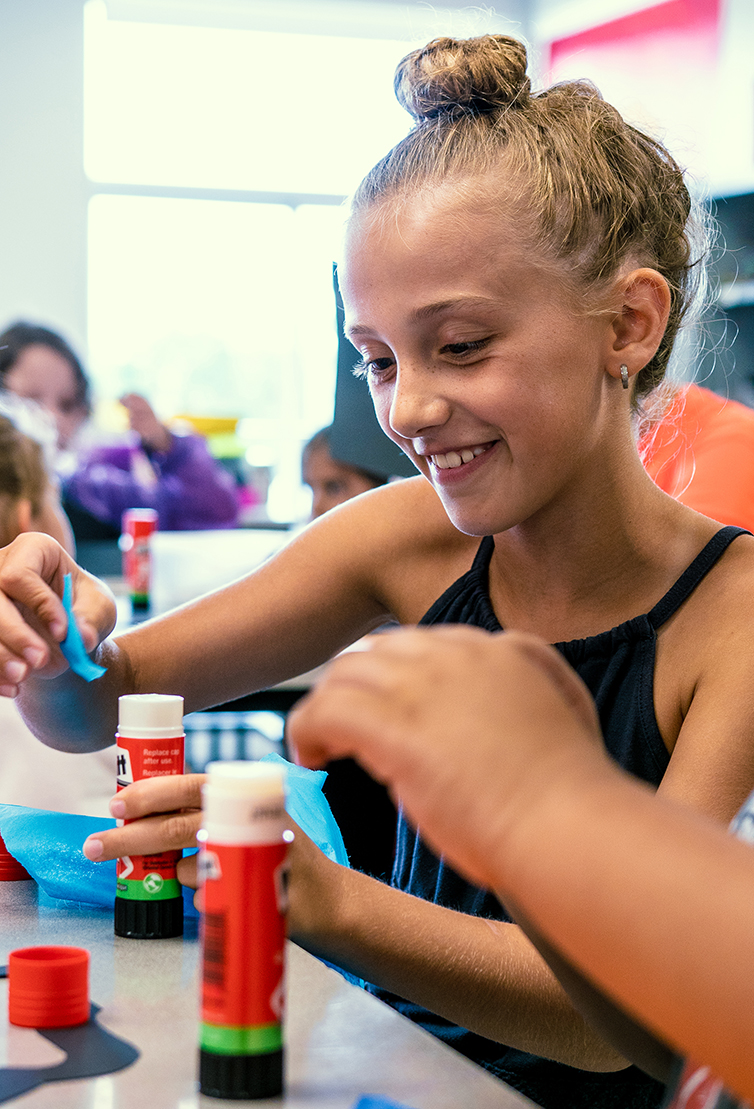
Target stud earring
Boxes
[620,364,629,390]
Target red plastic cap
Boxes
[9,946,90,1028]
[122,508,158,539]
[0,831,31,882]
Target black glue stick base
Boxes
[114,896,183,939]
[199,1049,283,1100]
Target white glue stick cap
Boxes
[117,694,184,738]
[205,760,285,800]
[202,762,287,842]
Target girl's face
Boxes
[4,344,88,450]
[339,188,622,538]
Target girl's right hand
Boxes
[0,532,116,695]
[82,774,344,935]
[82,774,206,882]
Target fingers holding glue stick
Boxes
[83,773,206,871]
[81,771,335,932]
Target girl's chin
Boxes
[437,499,502,538]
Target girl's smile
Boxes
[425,441,499,489]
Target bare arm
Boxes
[80,575,754,1074]
[1,479,464,751]
[86,627,631,1070]
[288,628,754,1103]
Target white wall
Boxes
[0,0,88,352]
[708,0,754,197]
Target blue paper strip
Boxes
[352,1098,417,1109]
[60,573,106,681]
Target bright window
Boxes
[83,0,507,519]
[84,2,412,194]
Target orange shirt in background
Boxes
[641,383,754,531]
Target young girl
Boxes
[2,34,754,1109]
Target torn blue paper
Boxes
[0,805,116,906]
[352,1098,417,1109]
[261,752,349,868]
[60,573,106,681]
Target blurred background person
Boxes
[302,425,387,520]
[0,321,239,540]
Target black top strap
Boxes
[648,526,750,630]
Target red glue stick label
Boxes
[200,840,287,1055]
[121,509,157,606]
[115,733,184,901]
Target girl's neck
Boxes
[486,452,716,643]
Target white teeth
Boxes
[431,445,489,470]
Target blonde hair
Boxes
[0,414,48,547]
[352,35,708,407]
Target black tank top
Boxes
[370,525,747,1109]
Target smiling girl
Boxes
[2,34,754,1109]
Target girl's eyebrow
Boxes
[346,296,496,341]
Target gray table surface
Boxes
[0,882,533,1109]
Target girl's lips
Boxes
[426,441,498,482]
[431,443,491,470]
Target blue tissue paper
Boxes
[0,805,116,906]
[261,752,350,867]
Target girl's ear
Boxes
[606,268,671,389]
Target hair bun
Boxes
[394,35,530,122]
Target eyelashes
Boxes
[352,357,394,381]
[352,338,492,380]
[442,339,490,356]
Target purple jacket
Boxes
[63,432,239,531]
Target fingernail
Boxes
[5,660,26,683]
[23,647,46,668]
[109,799,126,818]
[82,837,104,860]
[0,684,19,698]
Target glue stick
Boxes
[198,761,288,1100]
[120,508,157,612]
[114,694,185,939]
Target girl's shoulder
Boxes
[658,526,754,685]
[305,476,481,622]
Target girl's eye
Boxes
[352,356,395,381]
[441,339,490,357]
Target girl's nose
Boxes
[388,365,450,440]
